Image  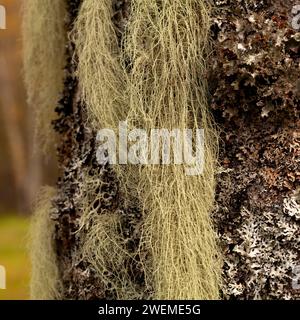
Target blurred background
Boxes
[0,0,57,299]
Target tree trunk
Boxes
[27,0,299,300]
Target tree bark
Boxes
[210,0,300,299]
[50,0,299,299]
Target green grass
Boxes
[0,215,30,300]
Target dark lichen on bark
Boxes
[211,0,300,299]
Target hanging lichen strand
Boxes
[29,187,62,300]
[22,0,67,150]
[122,0,222,299]
[73,0,222,299]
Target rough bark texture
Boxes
[211,0,300,299]
[50,0,299,299]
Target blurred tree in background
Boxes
[0,0,57,214]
